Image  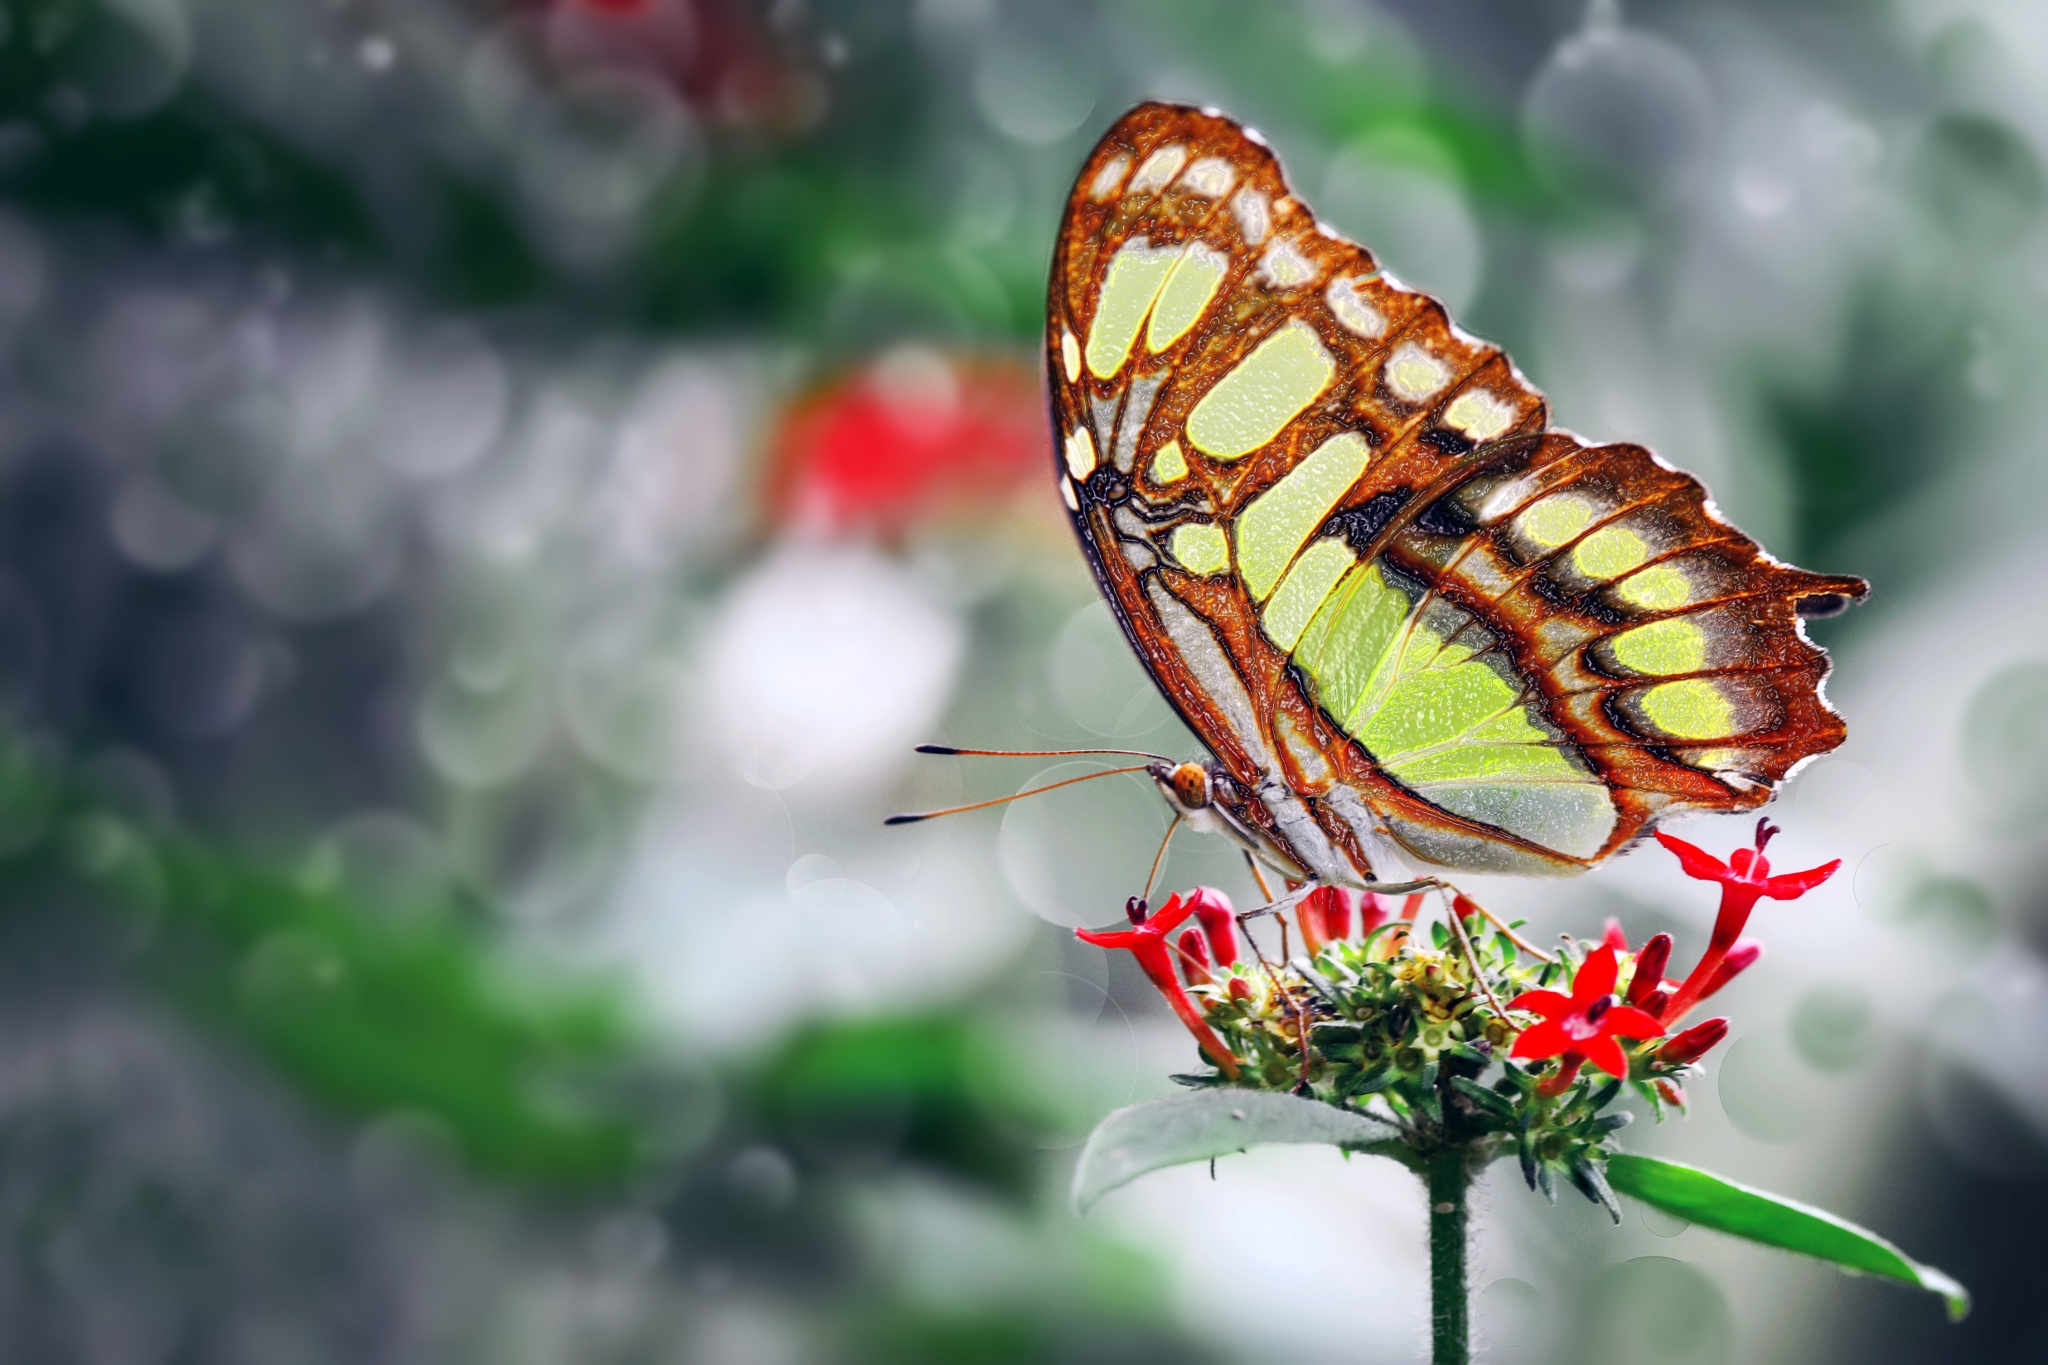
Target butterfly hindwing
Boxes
[1049,103,1864,880]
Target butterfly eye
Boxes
[1169,762,1210,810]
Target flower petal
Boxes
[1574,946,1619,1004]
[1511,1020,1570,1060]
[1507,990,1573,1021]
[1585,1033,1629,1079]
[1762,859,1841,900]
[1075,927,1139,949]
[1601,1005,1666,1040]
[1655,829,1732,882]
[1148,892,1199,933]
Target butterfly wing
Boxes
[1048,103,1864,880]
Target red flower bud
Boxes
[1299,885,1350,956]
[1227,976,1253,1002]
[1187,887,1239,967]
[1320,886,1354,940]
[1658,1017,1729,1066]
[1654,1079,1687,1110]
[1627,933,1673,1007]
[1177,927,1213,987]
[1697,938,1763,1002]
[1602,917,1629,952]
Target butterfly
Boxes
[1037,102,1865,888]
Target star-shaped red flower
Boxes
[1656,819,1838,1019]
[1078,890,1241,1078]
[1509,945,1665,1084]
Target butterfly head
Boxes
[1149,759,1258,833]
[1148,759,1214,814]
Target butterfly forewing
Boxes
[1049,103,1864,882]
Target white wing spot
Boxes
[1064,426,1098,480]
[1090,154,1130,200]
[1060,329,1080,384]
[1129,144,1188,195]
[1061,475,1080,511]
[1258,238,1319,290]
[1440,388,1516,443]
[1177,156,1237,199]
[1232,187,1270,245]
[1384,343,1450,403]
[1325,275,1385,338]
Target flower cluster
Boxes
[1075,820,1839,1210]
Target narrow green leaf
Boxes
[1572,1155,1621,1224]
[1449,1075,1517,1124]
[1072,1091,1400,1213]
[1607,1154,1969,1321]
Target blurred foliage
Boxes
[0,730,645,1185]
[755,1013,1047,1199]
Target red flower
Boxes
[1509,945,1665,1089]
[1657,819,1837,1020]
[1078,891,1241,1079]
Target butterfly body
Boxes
[1048,103,1865,885]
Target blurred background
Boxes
[0,0,2043,1360]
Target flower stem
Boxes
[1427,1149,1471,1365]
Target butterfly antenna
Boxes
[884,764,1152,825]
[916,744,1171,761]
[1141,813,1183,903]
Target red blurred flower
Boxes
[1510,946,1666,1090]
[767,349,1047,535]
[1176,928,1213,987]
[1078,891,1240,1078]
[1657,819,1837,1019]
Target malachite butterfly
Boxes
[1047,103,1866,883]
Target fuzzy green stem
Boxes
[1427,1149,1471,1365]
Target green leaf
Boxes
[1072,1091,1400,1214]
[1449,1075,1517,1125]
[1607,1154,1969,1321]
[1572,1154,1621,1224]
